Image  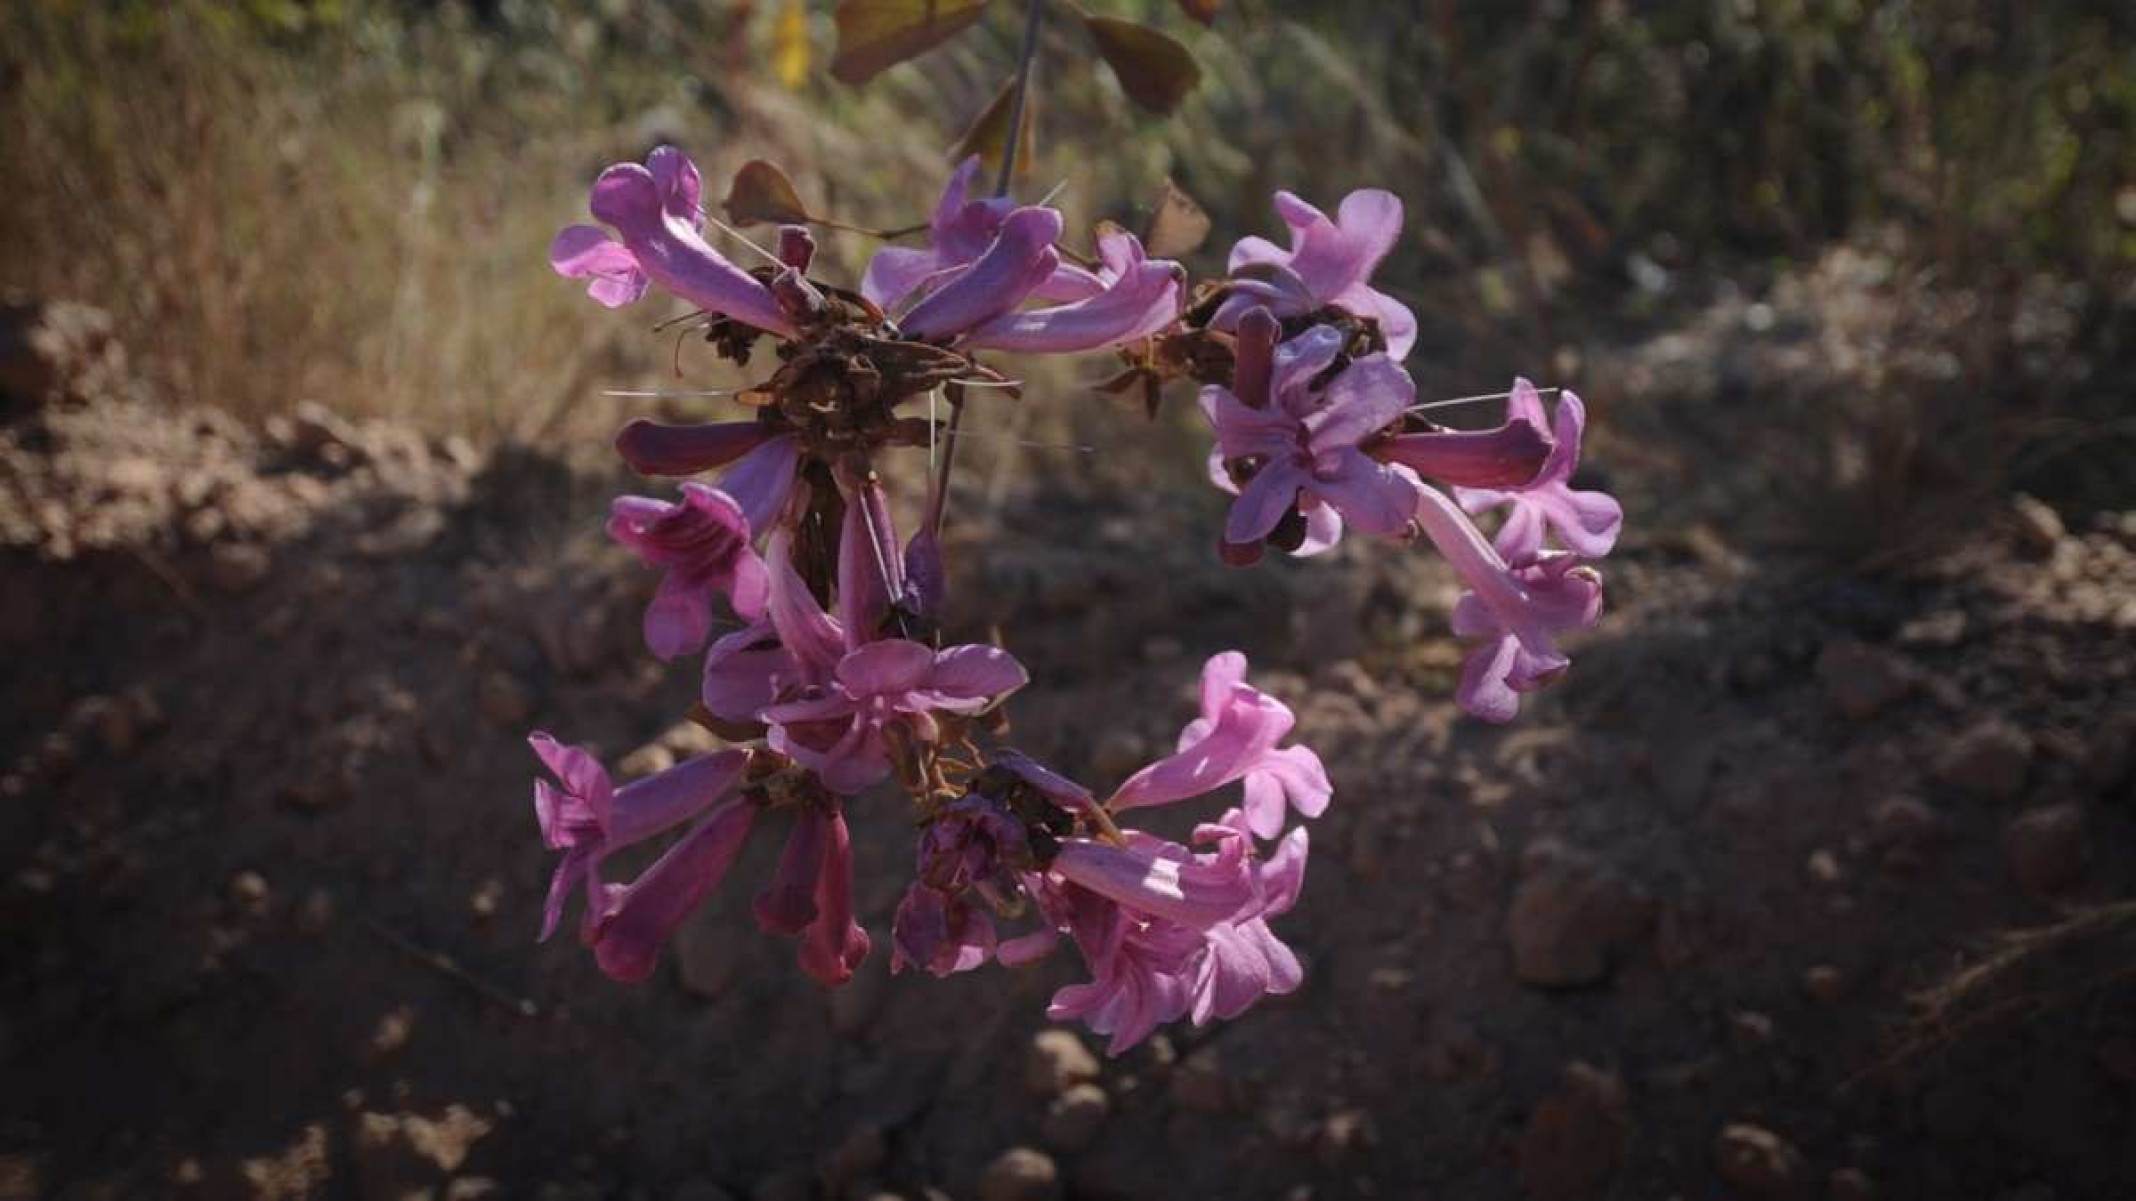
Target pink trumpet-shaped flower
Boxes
[764,640,1029,794]
[552,146,795,338]
[1202,317,1424,562]
[607,484,769,660]
[582,795,757,982]
[898,207,1066,341]
[1050,830,1255,929]
[1107,651,1331,839]
[862,156,1105,309]
[960,227,1185,355]
[1045,813,1309,1054]
[1373,415,1553,489]
[756,533,1028,794]
[1184,809,1307,1024]
[528,734,751,942]
[1214,189,1417,360]
[795,805,871,985]
[1413,487,1604,723]
[1044,889,1203,1056]
[866,163,1183,354]
[1454,379,1623,562]
[753,806,830,935]
[753,805,872,985]
[614,420,802,538]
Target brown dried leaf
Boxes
[950,74,1037,184]
[1143,178,1212,257]
[722,160,812,227]
[831,0,992,85]
[1083,16,1201,114]
[1175,0,1221,25]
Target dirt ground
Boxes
[2,258,2133,1201]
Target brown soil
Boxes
[2,267,2132,1201]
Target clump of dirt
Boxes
[0,286,2130,1201]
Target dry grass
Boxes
[0,4,1040,437]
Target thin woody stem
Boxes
[996,0,1046,198]
[933,0,1045,540]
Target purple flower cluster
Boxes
[1199,191,1622,723]
[530,147,1621,1052]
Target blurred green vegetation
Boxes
[0,0,2129,441]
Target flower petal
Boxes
[717,435,801,536]
[754,807,827,935]
[614,419,773,477]
[921,643,1028,705]
[1224,464,1307,546]
[797,808,871,985]
[1052,839,1254,929]
[899,206,1065,340]
[1377,419,1551,488]
[588,161,794,337]
[835,638,938,697]
[964,259,1184,354]
[587,799,756,982]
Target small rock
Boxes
[1506,849,1654,987]
[2004,802,2086,895]
[477,671,533,729]
[1313,1109,1376,1168]
[672,1183,737,1201]
[1816,640,1914,720]
[369,1006,414,1057]
[0,299,126,412]
[1025,1029,1099,1098]
[1867,796,1943,871]
[469,878,502,921]
[1040,1083,1110,1154]
[68,695,136,755]
[1828,1167,1877,1201]
[228,870,270,916]
[1803,964,1846,1004]
[353,1105,493,1197]
[1896,608,1968,648]
[1714,1123,1808,1199]
[1168,1047,1230,1113]
[977,1147,1059,1201]
[239,1122,330,1201]
[400,1106,491,1173]
[209,542,273,594]
[1933,720,2033,801]
[1728,1011,1776,1050]
[1805,848,1843,884]
[2011,494,2065,557]
[1516,1062,1629,1201]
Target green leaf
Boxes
[1083,16,1201,114]
[722,160,813,227]
[832,0,992,85]
[950,74,1037,185]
